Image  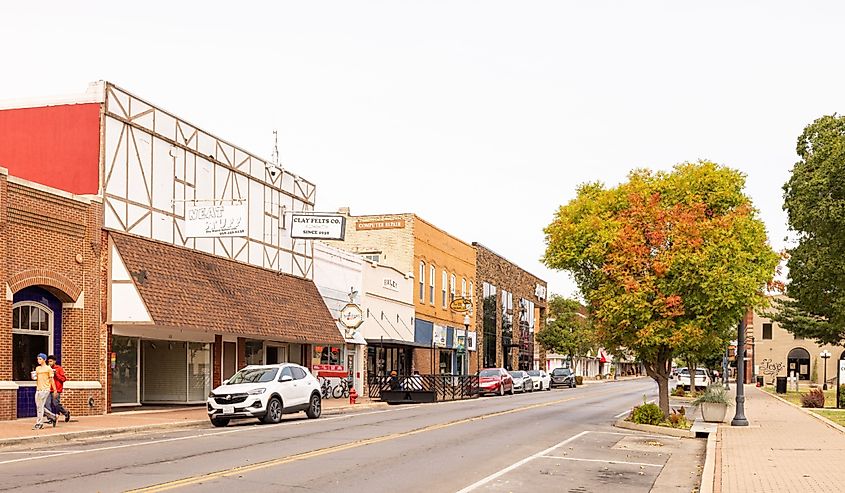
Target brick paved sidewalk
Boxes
[718,385,845,493]
[0,397,383,445]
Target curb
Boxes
[0,402,388,449]
[699,427,717,493]
[613,418,695,438]
[757,386,845,434]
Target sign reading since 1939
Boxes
[290,214,346,240]
[185,204,247,238]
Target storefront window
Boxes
[245,339,263,366]
[313,345,341,367]
[12,304,52,381]
[188,342,211,401]
[483,283,497,368]
[112,336,139,405]
[439,350,453,374]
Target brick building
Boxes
[0,168,106,420]
[0,82,343,417]
[473,244,547,371]
[327,212,478,376]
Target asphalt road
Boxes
[0,378,693,493]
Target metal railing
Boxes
[368,374,479,401]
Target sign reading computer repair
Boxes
[290,214,346,240]
[185,204,247,238]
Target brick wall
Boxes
[0,390,16,421]
[325,213,416,274]
[474,244,547,370]
[0,172,106,420]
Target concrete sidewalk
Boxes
[0,397,385,447]
[717,385,845,492]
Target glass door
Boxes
[112,336,140,405]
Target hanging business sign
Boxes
[185,204,247,238]
[339,303,364,329]
[290,214,346,240]
[453,330,477,352]
[449,297,472,313]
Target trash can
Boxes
[776,376,787,394]
[756,375,764,387]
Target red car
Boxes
[479,368,514,396]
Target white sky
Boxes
[3,2,843,298]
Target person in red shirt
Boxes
[46,355,70,422]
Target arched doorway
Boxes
[787,347,811,380]
[11,286,63,418]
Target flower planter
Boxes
[700,402,728,423]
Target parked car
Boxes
[509,370,534,393]
[527,370,551,391]
[675,368,712,391]
[478,368,514,396]
[550,367,577,388]
[207,364,322,427]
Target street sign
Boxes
[449,297,472,313]
[339,303,363,329]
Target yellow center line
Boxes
[126,388,619,492]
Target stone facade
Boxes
[0,168,106,420]
[474,244,547,371]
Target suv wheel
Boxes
[306,393,322,419]
[210,417,229,427]
[262,397,283,424]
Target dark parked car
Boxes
[479,368,514,396]
[550,367,576,388]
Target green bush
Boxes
[630,402,663,425]
[839,385,845,408]
[671,386,686,397]
[692,384,731,405]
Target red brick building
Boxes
[0,82,342,419]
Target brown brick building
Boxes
[473,244,547,371]
[0,168,106,420]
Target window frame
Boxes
[450,274,456,303]
[762,323,773,340]
[12,302,54,383]
[461,278,467,298]
[442,270,448,308]
[419,261,425,301]
[429,265,436,304]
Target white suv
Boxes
[207,364,322,427]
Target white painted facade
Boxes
[360,259,415,344]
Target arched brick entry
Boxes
[8,269,81,303]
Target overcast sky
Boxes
[3,2,843,298]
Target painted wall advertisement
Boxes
[185,204,247,238]
[290,214,346,240]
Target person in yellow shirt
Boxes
[32,353,58,429]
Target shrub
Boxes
[575,376,583,385]
[801,388,825,408]
[630,401,664,425]
[692,384,731,405]
[672,387,686,397]
[667,412,689,428]
[839,385,845,409]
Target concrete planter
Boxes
[700,402,728,423]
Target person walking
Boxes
[32,353,58,429]
[46,355,70,422]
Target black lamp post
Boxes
[821,350,831,390]
[731,318,749,426]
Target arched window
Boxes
[419,261,425,301]
[12,303,53,381]
[429,265,436,304]
[787,347,811,380]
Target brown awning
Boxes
[111,232,343,344]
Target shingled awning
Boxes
[111,232,343,344]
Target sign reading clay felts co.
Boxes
[290,214,346,240]
[185,204,247,238]
[339,303,364,329]
[355,219,406,231]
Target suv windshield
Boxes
[227,368,278,384]
[552,368,572,376]
[527,370,541,377]
[479,369,500,377]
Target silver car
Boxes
[508,370,534,393]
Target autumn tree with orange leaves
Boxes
[543,162,779,416]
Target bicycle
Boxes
[318,377,333,399]
[332,378,351,399]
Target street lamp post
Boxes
[821,350,832,390]
[731,318,749,426]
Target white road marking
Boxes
[539,456,663,468]
[454,430,591,493]
[614,399,655,418]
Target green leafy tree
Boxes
[543,161,779,416]
[772,115,845,344]
[536,295,596,366]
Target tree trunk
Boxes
[644,350,672,417]
[689,360,697,395]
